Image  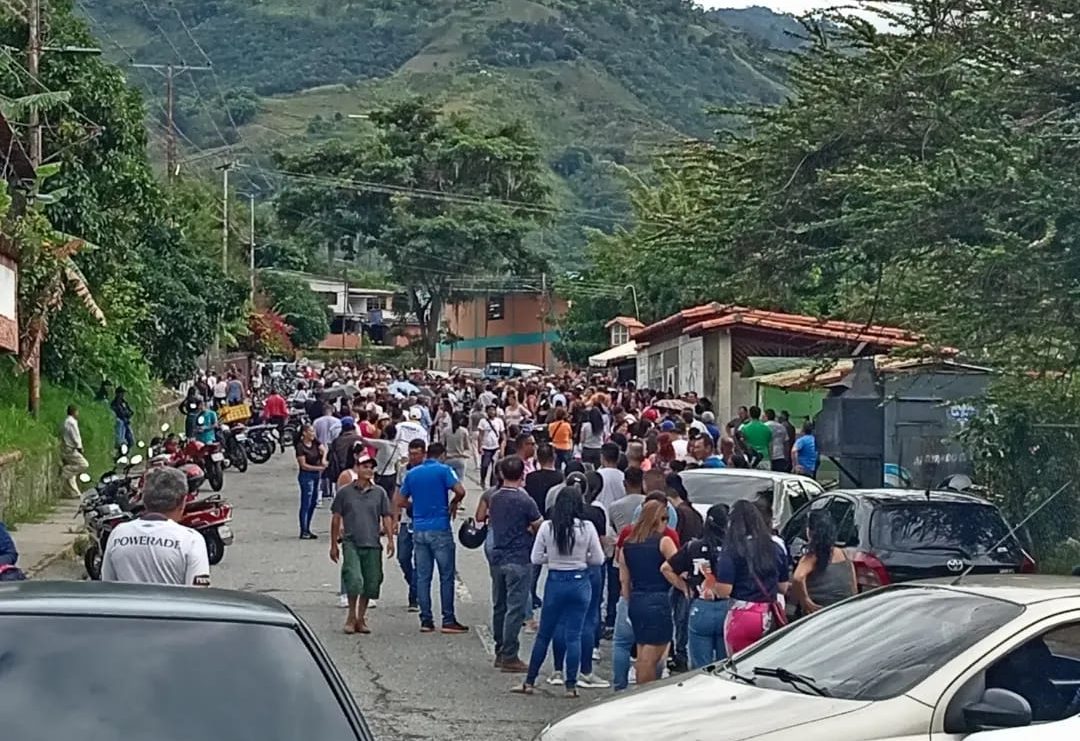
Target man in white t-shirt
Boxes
[101,467,210,587]
[476,405,506,487]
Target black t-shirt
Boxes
[525,469,563,516]
[667,538,722,597]
[582,501,607,541]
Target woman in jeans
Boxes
[294,423,326,540]
[548,407,574,472]
[513,485,604,698]
[662,503,730,668]
[791,510,856,614]
[619,499,678,685]
[443,411,471,483]
[711,500,789,654]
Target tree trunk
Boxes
[28,356,40,417]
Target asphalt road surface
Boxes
[39,451,617,741]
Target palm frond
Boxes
[63,259,106,326]
[0,91,72,118]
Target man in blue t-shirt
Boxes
[792,421,819,478]
[397,442,468,633]
[194,400,218,445]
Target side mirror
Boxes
[78,473,92,483]
[119,443,129,455]
[161,422,171,433]
[196,415,205,426]
[116,456,129,465]
[129,454,144,466]
[137,441,146,449]
[963,688,1032,731]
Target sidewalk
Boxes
[12,498,84,576]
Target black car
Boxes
[780,488,1035,590]
[0,581,375,741]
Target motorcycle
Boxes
[220,423,249,473]
[243,423,278,464]
[187,418,225,492]
[78,452,144,580]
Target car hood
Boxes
[537,673,868,741]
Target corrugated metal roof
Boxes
[741,356,819,378]
[754,356,994,390]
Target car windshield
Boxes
[682,474,774,508]
[0,615,361,741]
[871,502,1020,558]
[733,586,1023,701]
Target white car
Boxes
[536,576,1080,741]
[679,467,825,529]
[969,714,1079,739]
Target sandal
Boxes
[510,684,535,695]
[343,621,357,635]
[357,622,372,634]
[564,688,579,698]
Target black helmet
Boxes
[457,517,488,550]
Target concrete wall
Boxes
[437,293,566,371]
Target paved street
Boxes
[39,452,614,741]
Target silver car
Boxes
[679,467,824,529]
[537,576,1080,741]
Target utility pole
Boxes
[211,161,235,359]
[248,192,256,303]
[132,63,211,180]
[541,272,549,371]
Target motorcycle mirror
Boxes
[119,444,129,455]
[196,415,205,425]
[137,441,146,449]
[78,473,92,483]
[160,422,171,433]
[116,456,129,465]
[129,454,144,466]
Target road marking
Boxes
[475,624,496,656]
[455,572,473,604]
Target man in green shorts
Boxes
[331,453,395,634]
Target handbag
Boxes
[752,573,788,631]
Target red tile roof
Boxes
[604,316,645,331]
[636,303,920,349]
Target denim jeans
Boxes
[612,597,635,691]
[491,562,532,660]
[604,558,620,628]
[530,563,543,611]
[447,457,466,484]
[479,448,498,487]
[525,570,590,689]
[413,529,457,626]
[297,471,320,535]
[670,587,690,665]
[396,522,417,606]
[688,599,729,669]
[554,563,603,676]
[115,418,134,449]
[555,449,572,473]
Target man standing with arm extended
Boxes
[330,454,395,635]
[395,442,469,633]
[101,467,211,587]
[488,456,543,672]
[60,405,88,499]
[764,409,790,472]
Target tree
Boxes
[258,271,331,349]
[272,100,550,355]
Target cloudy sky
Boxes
[700,1,899,28]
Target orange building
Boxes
[436,290,566,371]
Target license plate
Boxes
[234,434,247,441]
[218,525,234,545]
[210,452,224,462]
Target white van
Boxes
[482,362,544,381]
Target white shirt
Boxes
[394,421,429,460]
[213,380,228,398]
[690,419,709,436]
[62,415,83,452]
[673,437,690,461]
[101,517,210,586]
[478,416,505,451]
[766,420,788,460]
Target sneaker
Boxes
[592,648,601,661]
[577,673,610,689]
[546,671,565,686]
[500,658,529,673]
[420,622,436,633]
[523,618,538,635]
[440,621,470,635]
[337,594,348,608]
[369,600,377,609]
[407,603,420,613]
[628,666,637,685]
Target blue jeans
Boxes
[491,562,532,660]
[414,529,457,626]
[526,570,590,689]
[297,471,320,535]
[612,597,635,691]
[688,599,729,669]
[447,457,466,483]
[397,522,417,606]
[671,587,690,665]
[530,563,543,610]
[554,564,603,676]
[115,418,133,449]
[480,448,498,486]
[555,449,572,473]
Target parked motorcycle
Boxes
[186,418,225,492]
[220,423,249,473]
[78,452,144,580]
[243,423,278,464]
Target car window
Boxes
[782,503,812,558]
[0,615,363,741]
[870,502,1021,559]
[734,586,1024,701]
[826,497,859,546]
[682,474,775,509]
[784,480,812,514]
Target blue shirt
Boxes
[794,434,818,472]
[196,410,218,444]
[226,379,243,404]
[400,459,460,532]
[701,455,726,469]
[0,522,17,566]
[715,539,790,603]
[489,487,541,566]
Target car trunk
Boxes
[869,502,1024,582]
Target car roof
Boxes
[0,581,299,626]
[831,488,994,506]
[911,575,1080,606]
[680,468,820,486]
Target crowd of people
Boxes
[255,360,833,697]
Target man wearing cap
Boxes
[331,453,395,634]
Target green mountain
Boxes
[78,0,800,255]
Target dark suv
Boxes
[780,489,1035,590]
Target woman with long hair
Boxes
[294,423,326,540]
[650,433,677,472]
[618,499,678,685]
[708,500,789,655]
[505,388,529,428]
[443,411,471,484]
[434,398,454,444]
[662,503,730,668]
[791,510,856,614]
[514,485,604,698]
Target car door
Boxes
[931,611,1080,740]
[782,495,831,570]
[825,495,861,549]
